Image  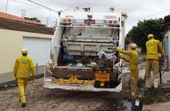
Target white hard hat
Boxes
[147,34,154,39]
[130,43,137,49]
[21,48,28,54]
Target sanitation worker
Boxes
[145,34,165,91]
[13,48,35,107]
[113,43,139,98]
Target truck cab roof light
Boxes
[63,18,67,22]
[109,20,113,24]
[106,20,118,25]
[68,18,71,22]
[62,18,73,23]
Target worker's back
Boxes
[146,39,160,60]
[14,56,34,79]
[128,50,138,70]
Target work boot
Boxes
[21,103,26,107]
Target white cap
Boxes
[130,43,137,49]
[21,48,28,54]
[147,34,154,39]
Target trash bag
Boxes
[97,51,107,59]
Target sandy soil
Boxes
[0,78,131,111]
[1,59,170,111]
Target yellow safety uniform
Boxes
[146,39,164,60]
[13,56,35,103]
[116,48,139,98]
[116,48,138,70]
[145,38,164,88]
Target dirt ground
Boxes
[1,78,170,111]
[0,78,131,111]
[1,58,170,111]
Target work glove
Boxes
[118,54,124,59]
[112,47,116,50]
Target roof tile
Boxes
[0,14,54,35]
[0,12,45,26]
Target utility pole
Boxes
[46,9,52,26]
[46,17,49,26]
[5,0,9,13]
[21,9,26,22]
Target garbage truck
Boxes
[44,7,127,92]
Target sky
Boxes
[1,0,170,34]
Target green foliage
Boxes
[24,17,41,22]
[137,79,158,104]
[138,79,145,87]
[143,90,155,104]
[126,18,164,51]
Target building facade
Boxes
[0,12,54,84]
[161,15,170,70]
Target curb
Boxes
[0,73,44,90]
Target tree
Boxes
[24,17,41,22]
[126,18,163,51]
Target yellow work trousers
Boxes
[145,60,159,88]
[130,69,139,98]
[17,78,29,103]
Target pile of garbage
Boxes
[63,51,117,69]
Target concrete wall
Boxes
[0,29,52,75]
[0,65,45,87]
[164,31,170,70]
[168,32,170,70]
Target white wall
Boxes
[168,32,170,69]
[0,29,52,74]
[163,32,170,70]
[23,37,51,66]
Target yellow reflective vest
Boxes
[116,48,138,71]
[13,56,35,79]
[145,39,164,60]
